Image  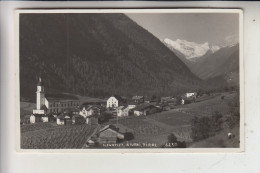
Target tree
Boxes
[190,112,224,141]
[167,133,178,143]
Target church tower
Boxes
[36,77,45,110]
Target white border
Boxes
[15,9,244,153]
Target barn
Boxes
[96,125,124,144]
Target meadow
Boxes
[104,92,238,146]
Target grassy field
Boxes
[103,92,238,147]
[21,123,97,149]
[189,125,240,148]
[149,111,193,127]
[175,92,237,117]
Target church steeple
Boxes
[36,76,45,109]
[37,76,44,92]
[37,77,44,86]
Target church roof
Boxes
[40,105,48,110]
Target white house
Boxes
[133,104,159,116]
[116,106,130,117]
[57,114,70,125]
[79,106,103,118]
[185,92,197,98]
[30,114,46,124]
[106,95,123,108]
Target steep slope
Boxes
[192,44,239,80]
[20,13,202,101]
[163,38,239,82]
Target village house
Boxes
[116,106,130,117]
[30,114,42,124]
[133,103,160,116]
[132,96,144,104]
[126,100,138,110]
[32,77,81,116]
[106,95,124,108]
[185,92,197,98]
[79,105,103,118]
[96,125,125,144]
[161,96,176,104]
[57,114,71,125]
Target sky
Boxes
[126,13,239,45]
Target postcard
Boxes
[16,9,244,152]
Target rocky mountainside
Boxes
[20,13,204,101]
[192,44,239,80]
[163,38,220,61]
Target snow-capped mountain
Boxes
[162,37,239,83]
[163,38,220,60]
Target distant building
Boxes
[133,103,159,116]
[116,106,130,117]
[30,114,42,124]
[96,125,124,144]
[57,114,71,125]
[127,103,137,110]
[32,77,81,116]
[106,95,124,108]
[132,96,144,104]
[185,92,197,98]
[29,114,49,124]
[79,105,103,118]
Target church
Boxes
[32,77,81,115]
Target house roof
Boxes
[132,96,144,100]
[133,103,156,111]
[98,124,124,139]
[57,113,71,119]
[111,95,123,102]
[85,105,103,111]
[40,105,48,111]
[99,124,119,133]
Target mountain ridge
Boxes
[162,38,239,82]
[20,13,203,101]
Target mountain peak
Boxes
[163,38,212,60]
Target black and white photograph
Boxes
[17,9,243,151]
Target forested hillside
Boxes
[20,13,203,101]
